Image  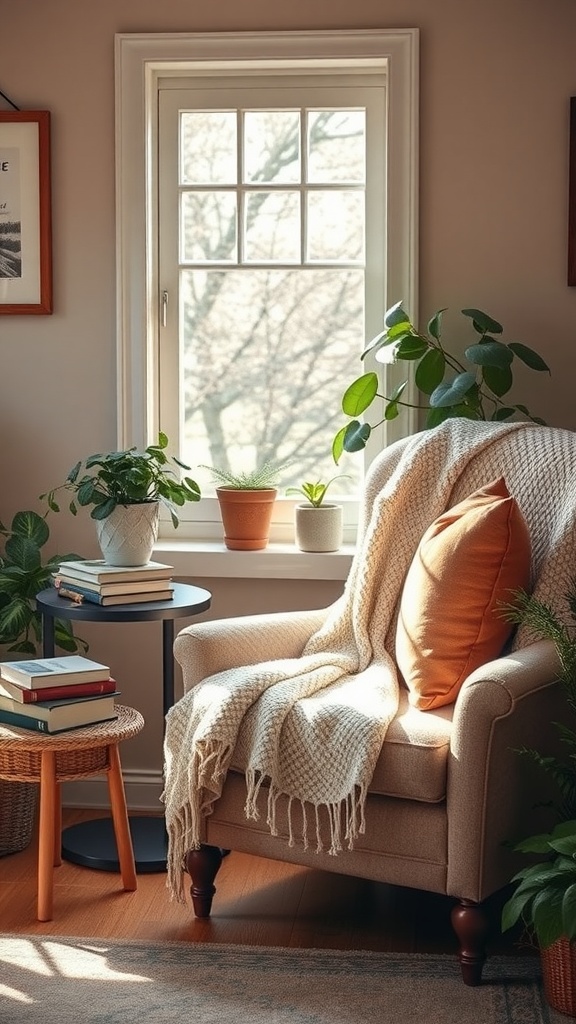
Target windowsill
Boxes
[154,539,355,580]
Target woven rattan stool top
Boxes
[0,704,145,785]
[0,703,144,753]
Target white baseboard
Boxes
[61,769,164,812]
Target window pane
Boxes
[307,191,364,262]
[243,110,301,183]
[244,191,301,262]
[307,110,365,183]
[180,111,237,184]
[180,267,363,494]
[180,191,237,263]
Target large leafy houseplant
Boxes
[500,582,576,1007]
[333,303,551,462]
[0,509,86,655]
[43,431,201,529]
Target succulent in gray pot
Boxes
[43,432,201,566]
[285,476,347,553]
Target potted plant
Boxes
[286,476,347,552]
[0,507,86,857]
[500,581,576,1016]
[201,460,290,551]
[0,509,86,656]
[43,431,201,566]
[332,303,550,462]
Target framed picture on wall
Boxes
[0,110,52,314]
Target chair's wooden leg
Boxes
[38,750,57,922]
[107,743,137,892]
[53,781,62,867]
[451,898,490,985]
[186,844,223,917]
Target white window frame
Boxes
[114,30,419,579]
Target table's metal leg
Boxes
[162,619,175,718]
[42,613,55,658]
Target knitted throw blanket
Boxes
[162,420,538,902]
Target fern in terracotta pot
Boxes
[201,461,289,551]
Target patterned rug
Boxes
[0,935,561,1023]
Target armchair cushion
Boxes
[395,477,531,710]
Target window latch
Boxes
[161,290,168,328]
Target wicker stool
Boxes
[0,704,144,921]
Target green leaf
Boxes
[465,341,513,368]
[343,421,371,453]
[425,406,455,428]
[563,883,576,940]
[491,407,516,421]
[384,300,410,328]
[427,309,446,341]
[430,372,477,408]
[501,887,538,932]
[341,373,379,417]
[394,335,429,360]
[461,308,504,334]
[332,427,346,464]
[415,348,446,395]
[3,536,42,573]
[482,363,513,397]
[384,402,400,420]
[532,886,565,949]
[508,342,551,373]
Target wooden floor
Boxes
[0,808,531,957]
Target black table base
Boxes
[61,815,168,873]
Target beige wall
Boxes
[1,0,576,788]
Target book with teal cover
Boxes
[0,691,120,733]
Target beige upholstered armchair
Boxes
[166,420,576,985]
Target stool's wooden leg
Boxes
[107,743,137,892]
[54,782,62,867]
[38,750,57,921]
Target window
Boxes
[115,31,419,549]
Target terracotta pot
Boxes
[541,937,576,1017]
[216,487,277,550]
[95,501,160,566]
[294,503,343,552]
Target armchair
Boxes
[165,419,576,984]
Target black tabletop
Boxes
[36,581,212,623]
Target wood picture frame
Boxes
[569,97,576,287]
[0,110,52,314]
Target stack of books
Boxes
[0,655,119,734]
[53,559,175,606]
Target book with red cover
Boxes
[0,676,117,704]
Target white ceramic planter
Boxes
[294,503,343,552]
[95,501,160,566]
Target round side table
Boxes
[36,582,212,872]
[0,704,144,921]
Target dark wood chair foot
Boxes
[451,898,490,986]
[186,844,223,918]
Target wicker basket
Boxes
[0,780,39,856]
[540,937,576,1017]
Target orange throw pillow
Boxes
[395,477,531,711]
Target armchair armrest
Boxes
[174,607,330,692]
[447,638,564,901]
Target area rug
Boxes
[0,935,561,1024]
